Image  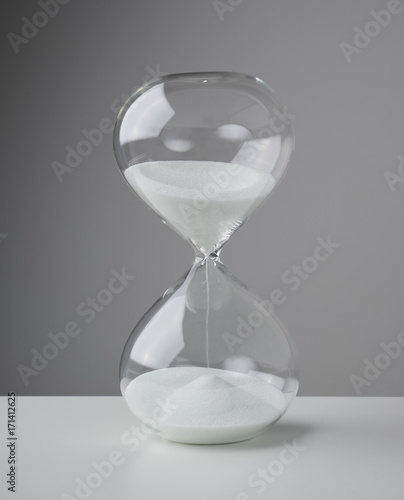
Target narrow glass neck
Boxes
[194,249,222,264]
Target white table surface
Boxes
[1,397,403,500]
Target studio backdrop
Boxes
[1,0,404,397]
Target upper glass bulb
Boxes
[113,72,294,256]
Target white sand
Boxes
[124,161,275,255]
[124,367,286,444]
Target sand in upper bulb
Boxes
[124,161,276,255]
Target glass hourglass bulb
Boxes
[114,72,298,444]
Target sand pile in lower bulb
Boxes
[124,367,286,444]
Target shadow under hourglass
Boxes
[226,421,315,450]
[120,421,316,500]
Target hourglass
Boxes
[114,72,298,444]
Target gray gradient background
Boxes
[1,0,403,396]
